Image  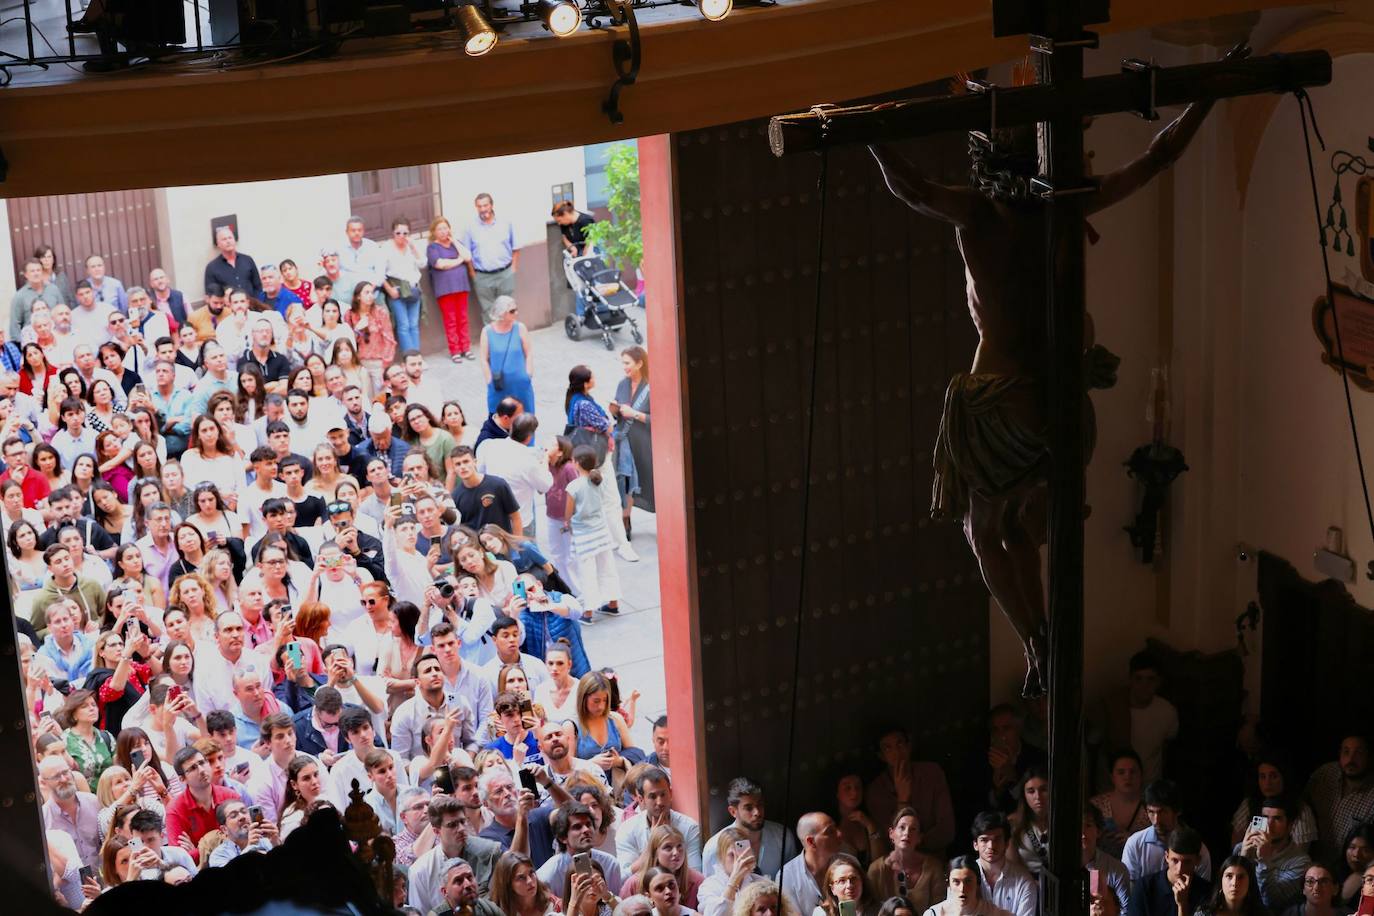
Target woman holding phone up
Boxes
[816,854,878,916]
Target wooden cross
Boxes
[769,3,1329,914]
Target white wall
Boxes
[157,175,353,300]
[1239,52,1374,608]
[436,147,588,246]
[0,204,16,324]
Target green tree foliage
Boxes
[583,144,642,270]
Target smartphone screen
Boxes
[1088,867,1101,897]
[839,901,857,916]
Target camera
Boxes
[434,577,455,600]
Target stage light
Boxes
[537,0,582,36]
[696,0,732,21]
[456,3,497,55]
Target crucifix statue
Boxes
[768,6,1330,915]
[865,43,1246,700]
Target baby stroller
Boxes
[563,248,644,350]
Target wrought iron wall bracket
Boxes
[601,1,642,125]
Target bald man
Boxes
[780,812,842,914]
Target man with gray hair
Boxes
[124,284,172,352]
[462,193,518,323]
[258,263,302,317]
[39,756,102,868]
[336,216,386,300]
[435,858,503,916]
[615,896,653,916]
[197,611,273,713]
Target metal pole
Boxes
[1040,4,1087,916]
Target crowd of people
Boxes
[5,198,669,912]
[11,203,1374,916]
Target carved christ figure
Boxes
[869,46,1246,697]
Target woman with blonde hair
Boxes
[490,850,560,916]
[94,766,165,841]
[198,547,238,612]
[575,670,637,784]
[623,824,705,909]
[168,571,219,644]
[733,881,797,916]
[306,442,358,501]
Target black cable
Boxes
[1294,89,1374,568]
[780,145,829,828]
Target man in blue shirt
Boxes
[36,599,97,684]
[462,193,519,324]
[84,254,128,314]
[258,264,303,317]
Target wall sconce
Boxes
[600,0,641,125]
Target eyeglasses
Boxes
[1304,878,1334,887]
[262,558,286,565]
[394,230,409,236]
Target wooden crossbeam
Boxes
[767,50,1331,156]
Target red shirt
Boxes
[166,784,240,861]
[0,467,50,508]
[285,281,314,310]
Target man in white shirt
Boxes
[195,612,272,714]
[329,705,410,802]
[615,766,703,873]
[971,811,1038,916]
[393,652,475,759]
[205,709,268,785]
[476,413,553,538]
[401,351,445,415]
[702,777,795,880]
[241,447,287,544]
[480,615,549,694]
[780,812,842,915]
[248,712,309,822]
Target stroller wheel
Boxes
[631,327,644,344]
[564,315,581,341]
[603,332,614,350]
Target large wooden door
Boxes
[7,190,161,290]
[346,165,439,241]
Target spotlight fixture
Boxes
[536,0,582,36]
[456,2,498,56]
[696,0,732,21]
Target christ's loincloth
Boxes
[931,373,1049,519]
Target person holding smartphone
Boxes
[816,854,877,916]
[205,799,278,867]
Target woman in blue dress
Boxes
[479,295,536,415]
[575,670,639,785]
